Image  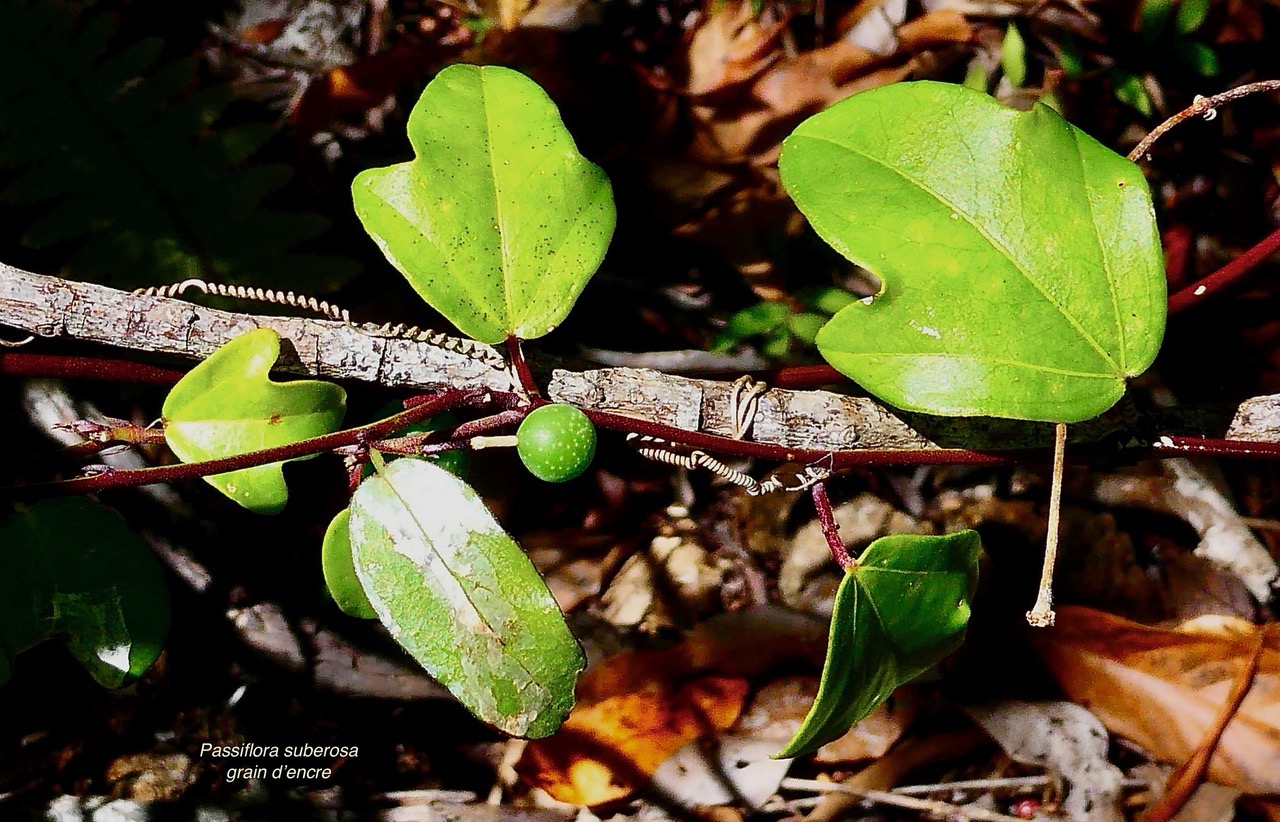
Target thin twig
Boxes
[1127,80,1280,163]
[1027,422,1067,627]
[1139,632,1264,822]
[779,778,1030,822]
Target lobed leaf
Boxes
[162,328,347,514]
[353,64,616,344]
[781,81,1166,423]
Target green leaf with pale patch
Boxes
[0,498,169,688]
[162,328,346,514]
[781,81,1165,423]
[777,530,981,758]
[353,64,616,344]
[350,457,585,737]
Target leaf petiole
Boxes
[1027,421,1068,627]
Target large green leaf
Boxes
[0,498,169,688]
[163,328,346,514]
[781,81,1166,423]
[352,64,616,344]
[777,530,981,758]
[349,457,585,737]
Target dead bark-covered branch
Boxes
[3,261,1280,454]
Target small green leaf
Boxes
[962,59,989,93]
[777,531,981,759]
[322,509,377,619]
[787,312,827,346]
[350,458,585,737]
[1112,71,1155,116]
[800,286,858,316]
[1172,40,1219,77]
[1140,0,1176,42]
[781,82,1165,423]
[163,328,347,514]
[353,64,616,344]
[1057,34,1086,78]
[1001,23,1027,88]
[0,499,169,688]
[1175,0,1210,34]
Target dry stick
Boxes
[779,778,1028,822]
[1126,80,1280,164]
[1027,421,1067,628]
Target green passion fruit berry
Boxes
[517,404,596,483]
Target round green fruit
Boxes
[517,404,596,483]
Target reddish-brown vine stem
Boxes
[1167,224,1280,315]
[812,480,854,570]
[7,389,496,496]
[0,352,184,384]
[581,407,1012,468]
[505,335,540,397]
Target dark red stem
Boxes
[506,335,540,396]
[1168,225,1280,314]
[767,363,844,391]
[0,352,184,384]
[812,480,854,570]
[582,407,1010,468]
[1152,435,1280,460]
[11,389,496,495]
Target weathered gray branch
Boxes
[3,261,1279,451]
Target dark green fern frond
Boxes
[0,0,358,289]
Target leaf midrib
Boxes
[479,75,515,333]
[376,468,548,705]
[799,133,1120,374]
[833,351,1116,379]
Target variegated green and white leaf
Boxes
[349,457,584,738]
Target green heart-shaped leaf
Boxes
[0,498,169,688]
[163,328,346,514]
[353,64,616,344]
[321,508,377,619]
[781,81,1166,423]
[777,530,981,758]
[350,457,585,738]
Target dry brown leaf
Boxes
[517,607,826,806]
[688,9,970,167]
[681,1,787,98]
[1034,606,1280,794]
[730,675,917,763]
[517,658,749,805]
[106,752,197,801]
